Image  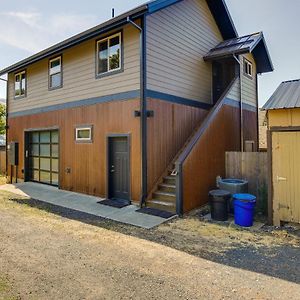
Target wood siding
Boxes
[272,131,300,225]
[7,99,142,201]
[241,53,257,107]
[147,98,208,192]
[146,0,223,103]
[182,103,241,212]
[8,24,140,114]
[268,108,300,127]
[227,78,240,101]
[243,108,258,148]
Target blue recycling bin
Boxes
[233,194,256,227]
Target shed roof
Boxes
[204,32,273,73]
[0,0,236,76]
[262,79,300,110]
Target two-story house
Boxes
[0,0,273,215]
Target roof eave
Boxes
[206,0,238,40]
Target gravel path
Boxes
[0,192,299,299]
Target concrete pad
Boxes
[0,182,174,229]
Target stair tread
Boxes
[159,183,176,188]
[148,199,176,207]
[164,176,176,180]
[153,191,176,197]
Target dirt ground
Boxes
[0,190,300,300]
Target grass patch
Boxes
[0,278,8,293]
[0,175,7,186]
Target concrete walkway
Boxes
[0,182,175,229]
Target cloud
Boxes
[1,11,41,27]
[0,10,98,53]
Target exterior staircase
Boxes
[146,76,240,215]
[147,166,177,213]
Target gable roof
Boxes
[204,32,273,73]
[263,79,300,110]
[0,0,237,76]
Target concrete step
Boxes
[158,183,176,193]
[147,199,176,213]
[153,191,176,202]
[163,176,176,185]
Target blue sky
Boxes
[0,0,299,107]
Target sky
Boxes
[0,0,299,107]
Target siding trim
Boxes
[8,90,140,118]
[224,98,257,112]
[146,89,212,110]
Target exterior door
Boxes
[272,131,300,224]
[25,130,59,186]
[108,136,130,201]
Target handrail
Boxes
[175,75,239,215]
[176,76,239,165]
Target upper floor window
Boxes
[96,32,122,76]
[49,56,62,89]
[14,71,26,98]
[244,58,253,79]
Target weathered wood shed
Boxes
[263,79,300,226]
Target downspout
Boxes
[0,77,8,180]
[127,16,147,207]
[233,54,244,152]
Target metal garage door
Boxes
[27,130,59,186]
[272,131,300,224]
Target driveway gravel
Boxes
[0,191,299,300]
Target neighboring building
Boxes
[259,109,268,150]
[0,0,273,215]
[263,79,300,226]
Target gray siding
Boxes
[8,24,140,114]
[146,0,223,104]
[227,78,240,102]
[241,53,257,107]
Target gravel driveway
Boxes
[0,191,299,300]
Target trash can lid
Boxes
[233,193,256,202]
[209,189,231,197]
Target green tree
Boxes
[0,104,6,135]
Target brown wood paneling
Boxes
[7,99,141,201]
[243,109,258,150]
[147,98,208,192]
[182,104,242,212]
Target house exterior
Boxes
[1,0,273,215]
[263,79,300,226]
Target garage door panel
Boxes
[27,130,59,186]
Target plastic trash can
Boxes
[233,194,256,227]
[209,190,231,221]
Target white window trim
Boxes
[244,58,253,79]
[96,32,122,76]
[14,70,26,99]
[75,127,93,142]
[49,56,62,89]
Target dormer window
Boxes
[14,71,26,99]
[244,58,253,79]
[96,32,122,77]
[49,56,62,89]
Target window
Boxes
[244,58,253,79]
[49,56,62,89]
[75,126,93,142]
[97,32,121,76]
[14,71,26,98]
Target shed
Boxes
[263,79,300,226]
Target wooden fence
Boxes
[225,152,268,213]
[0,150,5,174]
